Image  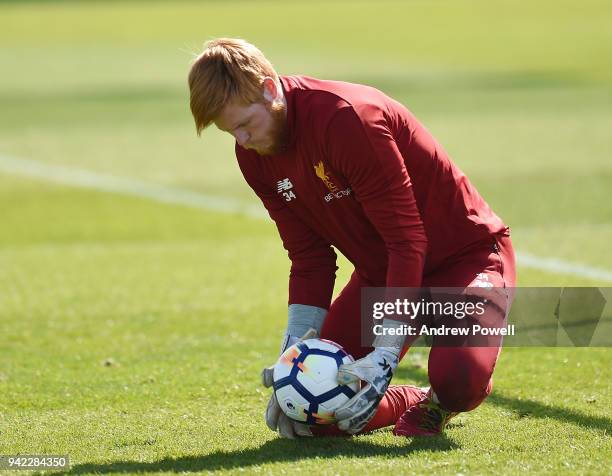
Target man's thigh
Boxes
[423,235,516,410]
[320,235,516,359]
[423,235,515,288]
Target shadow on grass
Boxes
[395,361,612,434]
[56,436,458,474]
[54,356,611,474]
[486,393,612,434]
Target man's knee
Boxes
[428,346,500,412]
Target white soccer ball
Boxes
[273,338,359,425]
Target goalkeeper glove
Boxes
[334,318,406,434]
[261,328,318,438]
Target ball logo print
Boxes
[273,339,359,425]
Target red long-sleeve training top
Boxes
[236,75,508,309]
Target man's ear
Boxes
[262,77,277,102]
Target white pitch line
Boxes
[516,252,612,283]
[0,154,267,219]
[1,153,611,283]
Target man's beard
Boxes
[258,101,288,156]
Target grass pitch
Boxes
[0,1,611,474]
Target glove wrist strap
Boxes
[281,304,327,352]
[280,305,326,353]
[287,304,327,336]
[372,318,406,357]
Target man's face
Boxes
[214,99,287,156]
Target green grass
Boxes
[0,1,611,474]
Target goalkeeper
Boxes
[188,38,516,438]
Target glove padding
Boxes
[334,347,399,434]
[261,328,318,438]
[264,393,313,438]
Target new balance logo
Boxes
[277,178,296,202]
